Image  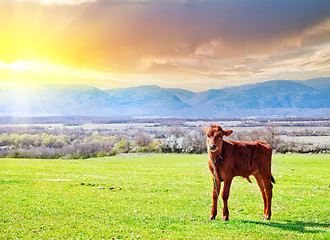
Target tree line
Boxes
[0,125,328,159]
[0,126,207,159]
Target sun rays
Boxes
[0,59,125,90]
[0,0,329,91]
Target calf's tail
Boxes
[271,175,276,184]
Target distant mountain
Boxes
[105,85,192,116]
[163,88,196,102]
[0,85,117,116]
[0,78,329,117]
[295,77,330,93]
[184,80,329,116]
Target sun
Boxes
[6,61,31,71]
[0,59,121,88]
[0,59,63,73]
[0,59,56,74]
[0,60,70,86]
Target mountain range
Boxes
[0,78,329,117]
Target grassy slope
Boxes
[0,154,329,239]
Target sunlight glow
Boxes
[1,1,329,91]
[0,59,122,89]
[0,60,65,73]
[15,0,95,5]
[1,61,31,71]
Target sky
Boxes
[0,0,330,91]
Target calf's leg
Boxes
[210,176,221,220]
[254,173,267,218]
[260,174,273,220]
[221,178,232,221]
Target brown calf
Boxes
[204,125,275,221]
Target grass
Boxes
[0,154,329,239]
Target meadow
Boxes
[0,154,329,239]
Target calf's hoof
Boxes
[263,214,271,220]
[222,216,229,221]
[209,210,217,220]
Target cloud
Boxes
[1,0,330,90]
[9,0,153,5]
[10,0,95,5]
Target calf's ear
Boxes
[223,130,233,137]
[203,126,208,133]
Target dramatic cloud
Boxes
[10,0,95,5]
[9,0,151,5]
[0,0,329,90]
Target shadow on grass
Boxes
[241,219,330,234]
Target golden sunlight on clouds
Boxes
[0,0,329,91]
[14,0,95,5]
[0,61,31,71]
[0,60,123,88]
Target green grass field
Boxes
[0,154,329,239]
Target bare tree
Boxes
[263,124,281,149]
[249,129,265,141]
[182,129,207,153]
[134,133,153,147]
[168,125,187,138]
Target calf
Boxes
[204,125,275,221]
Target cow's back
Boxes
[222,140,272,177]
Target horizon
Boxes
[0,1,329,91]
[0,77,329,93]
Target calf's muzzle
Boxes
[209,145,217,151]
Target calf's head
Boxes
[203,125,233,154]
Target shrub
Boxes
[113,139,133,155]
[182,129,207,154]
[0,123,327,158]
[134,133,153,147]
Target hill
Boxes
[0,78,329,117]
[105,85,192,116]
